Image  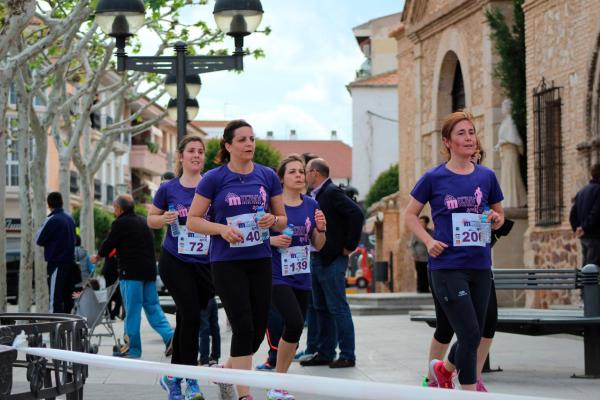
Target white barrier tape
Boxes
[7,334,561,400]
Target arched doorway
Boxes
[451,62,466,111]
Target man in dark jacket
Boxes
[300,158,364,368]
[569,163,600,266]
[36,192,76,313]
[92,194,173,358]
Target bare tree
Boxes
[0,0,37,312]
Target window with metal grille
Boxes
[106,184,114,205]
[94,179,102,201]
[70,171,79,194]
[533,78,563,226]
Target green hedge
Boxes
[365,164,399,208]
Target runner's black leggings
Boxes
[271,285,310,343]
[431,270,498,343]
[211,258,272,357]
[159,249,213,366]
[430,269,492,385]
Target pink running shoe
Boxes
[428,359,455,389]
[476,379,488,392]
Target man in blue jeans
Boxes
[92,195,173,359]
[301,158,364,368]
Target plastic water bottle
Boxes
[481,205,491,244]
[279,224,294,253]
[255,206,270,241]
[168,203,180,237]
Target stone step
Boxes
[350,304,434,316]
[346,292,434,307]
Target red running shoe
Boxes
[428,359,455,389]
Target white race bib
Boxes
[226,213,263,248]
[281,245,311,276]
[451,213,486,247]
[178,226,210,255]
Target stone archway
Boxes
[429,28,472,165]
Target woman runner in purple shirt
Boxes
[266,154,326,400]
[188,120,287,400]
[148,136,211,400]
[405,111,504,392]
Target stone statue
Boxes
[495,99,527,208]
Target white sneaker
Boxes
[210,364,236,400]
[267,389,295,400]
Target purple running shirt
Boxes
[195,163,283,263]
[410,163,503,270]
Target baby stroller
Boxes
[74,278,122,354]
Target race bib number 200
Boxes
[226,213,263,248]
[451,213,486,247]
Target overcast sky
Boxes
[140,1,405,144]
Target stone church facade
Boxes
[523,0,600,307]
[391,0,526,295]
[390,0,600,307]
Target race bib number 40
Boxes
[178,226,210,255]
[226,213,263,248]
[451,213,486,247]
[281,246,311,276]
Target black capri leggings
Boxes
[159,249,214,366]
[271,285,310,344]
[431,270,498,343]
[430,269,492,386]
[211,258,272,357]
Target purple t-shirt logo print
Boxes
[259,186,267,208]
[445,195,459,209]
[225,192,241,206]
[176,204,188,217]
[475,187,483,208]
[304,216,311,242]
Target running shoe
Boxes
[160,376,184,400]
[421,376,438,388]
[210,364,236,400]
[476,379,488,392]
[293,350,311,362]
[184,379,205,400]
[428,359,455,389]
[266,388,295,400]
[255,360,275,371]
[238,396,254,400]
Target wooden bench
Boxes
[410,264,600,378]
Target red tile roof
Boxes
[191,120,229,128]
[264,140,352,179]
[348,70,399,88]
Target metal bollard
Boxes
[581,264,600,318]
[580,264,600,378]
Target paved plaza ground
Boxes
[10,309,600,399]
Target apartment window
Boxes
[5,118,18,186]
[70,170,79,194]
[533,78,563,226]
[94,179,102,201]
[106,184,115,205]
[8,83,45,106]
[8,83,17,105]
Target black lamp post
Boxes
[95,0,264,142]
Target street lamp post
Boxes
[95,0,264,142]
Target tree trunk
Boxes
[31,128,48,312]
[0,133,7,312]
[17,126,33,312]
[59,152,71,214]
[79,168,95,252]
